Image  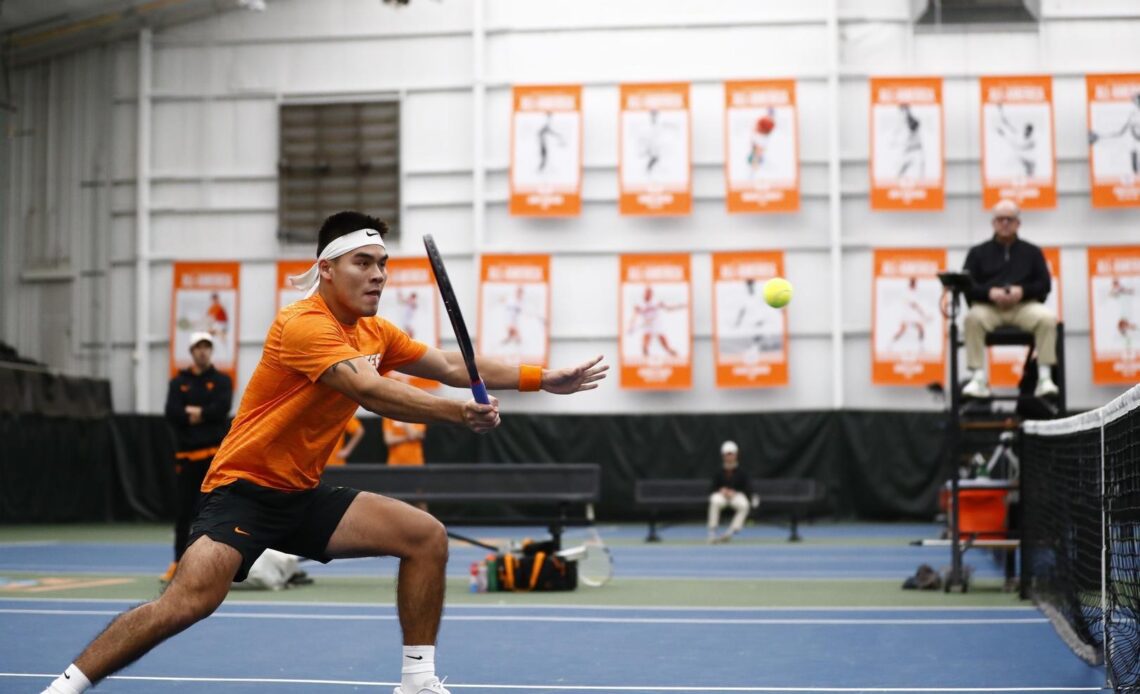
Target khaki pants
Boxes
[964,301,1057,370]
[708,491,751,534]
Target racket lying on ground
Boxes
[556,506,614,587]
[423,234,490,405]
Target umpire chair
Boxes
[937,271,1066,592]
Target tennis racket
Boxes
[423,235,490,405]
[557,506,614,588]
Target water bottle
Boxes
[468,562,480,593]
[485,554,499,592]
[476,561,488,593]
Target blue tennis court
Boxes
[0,522,1109,692]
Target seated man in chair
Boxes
[959,199,1058,399]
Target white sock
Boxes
[970,369,987,384]
[401,645,436,693]
[43,664,91,694]
[1038,364,1052,381]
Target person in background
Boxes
[162,331,233,582]
[328,415,366,466]
[959,199,1058,399]
[384,417,427,467]
[707,440,753,544]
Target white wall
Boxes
[2,0,1138,414]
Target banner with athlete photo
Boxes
[509,85,582,216]
[378,257,440,390]
[1086,74,1140,208]
[1088,246,1140,384]
[989,247,1061,388]
[980,75,1056,209]
[478,255,550,367]
[870,77,944,211]
[277,260,313,310]
[619,83,691,216]
[712,251,788,388]
[619,254,692,389]
[171,262,239,381]
[724,80,799,213]
[872,249,946,386]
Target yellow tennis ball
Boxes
[763,277,793,308]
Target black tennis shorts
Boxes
[187,479,360,582]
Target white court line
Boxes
[0,541,62,547]
[0,596,1040,612]
[0,673,1105,692]
[0,608,1048,625]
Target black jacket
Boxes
[710,467,752,496]
[962,236,1051,305]
[164,366,233,452]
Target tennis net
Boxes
[1023,384,1140,692]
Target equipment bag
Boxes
[497,540,577,592]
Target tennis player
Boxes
[41,211,608,694]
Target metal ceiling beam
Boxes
[2,0,239,66]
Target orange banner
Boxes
[620,254,692,389]
[872,249,947,386]
[723,80,799,213]
[170,262,239,383]
[989,247,1062,388]
[379,257,440,390]
[478,255,550,367]
[276,260,312,311]
[509,85,582,216]
[979,75,1056,210]
[869,77,944,211]
[619,83,691,216]
[1088,246,1140,384]
[1086,74,1140,208]
[712,252,788,388]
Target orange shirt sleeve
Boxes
[279,311,363,383]
[376,320,429,375]
[345,417,363,435]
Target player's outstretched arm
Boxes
[536,354,609,395]
[320,356,499,434]
[399,348,607,394]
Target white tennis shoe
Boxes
[394,677,450,694]
[962,377,991,399]
[1034,377,1059,398]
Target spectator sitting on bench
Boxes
[708,440,753,544]
[957,198,1058,399]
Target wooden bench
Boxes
[635,478,822,543]
[323,463,599,550]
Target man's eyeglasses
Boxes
[994,215,1019,223]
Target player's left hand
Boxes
[542,355,609,394]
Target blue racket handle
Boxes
[471,380,490,405]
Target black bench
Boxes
[322,463,599,550]
[635,478,821,543]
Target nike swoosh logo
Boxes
[64,673,71,679]
[405,655,423,660]
[234,527,251,536]
[365,230,380,237]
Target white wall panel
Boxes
[4,1,1140,413]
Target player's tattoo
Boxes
[331,359,358,375]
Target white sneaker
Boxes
[962,378,991,399]
[394,677,450,694]
[1035,377,1059,398]
[713,532,732,544]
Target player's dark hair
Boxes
[316,211,388,257]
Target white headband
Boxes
[288,228,386,297]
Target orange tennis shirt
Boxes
[202,293,427,493]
